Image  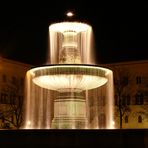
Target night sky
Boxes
[0,2,148,66]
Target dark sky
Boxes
[0,2,148,65]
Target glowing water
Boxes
[47,22,95,64]
[22,22,114,129]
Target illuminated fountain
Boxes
[22,20,114,129]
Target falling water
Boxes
[22,21,115,129]
[47,22,95,64]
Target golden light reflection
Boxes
[33,75,107,91]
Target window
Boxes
[121,95,131,105]
[126,95,131,105]
[11,76,17,84]
[10,95,15,105]
[1,117,5,123]
[3,123,10,128]
[122,76,128,85]
[2,74,7,82]
[135,93,144,105]
[11,116,14,123]
[136,76,141,84]
[138,116,142,123]
[122,95,126,105]
[115,95,118,105]
[0,93,8,104]
[125,116,128,123]
[20,77,24,86]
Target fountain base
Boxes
[51,91,87,129]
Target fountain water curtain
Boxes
[22,21,114,129]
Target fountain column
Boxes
[51,28,87,129]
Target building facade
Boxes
[0,57,147,129]
[0,57,31,129]
[104,60,148,128]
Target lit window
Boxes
[125,116,128,123]
[138,115,142,123]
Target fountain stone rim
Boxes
[28,64,112,91]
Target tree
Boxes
[113,67,131,128]
[0,76,24,129]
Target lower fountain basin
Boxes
[23,64,114,129]
[29,65,110,91]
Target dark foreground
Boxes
[0,129,147,148]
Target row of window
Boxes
[115,92,144,105]
[90,92,145,107]
[124,115,142,123]
[116,76,143,85]
[98,114,143,128]
[1,74,24,85]
[0,93,23,105]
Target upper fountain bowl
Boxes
[49,22,91,33]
